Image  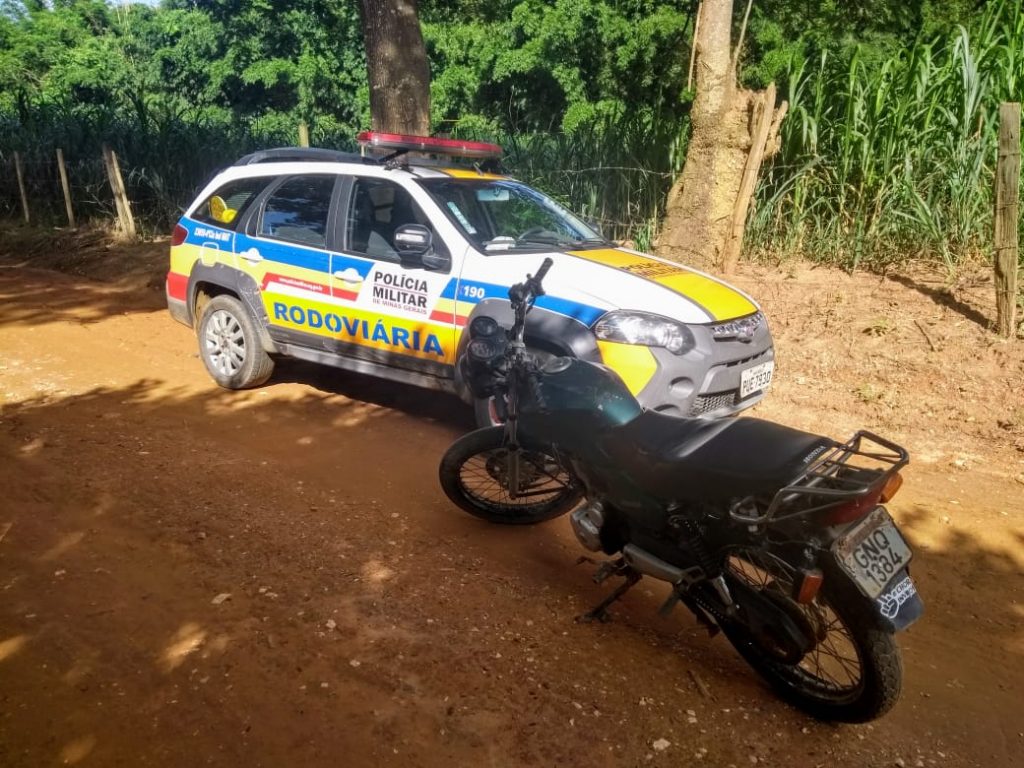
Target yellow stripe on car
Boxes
[596,340,658,396]
[568,248,757,321]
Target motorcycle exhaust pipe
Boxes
[622,544,688,585]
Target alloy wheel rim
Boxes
[204,309,245,376]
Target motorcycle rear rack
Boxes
[730,430,909,525]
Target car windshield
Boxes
[417,178,607,252]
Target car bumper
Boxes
[598,323,775,418]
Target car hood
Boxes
[556,246,759,324]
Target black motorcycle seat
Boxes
[608,410,835,502]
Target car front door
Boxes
[332,176,457,376]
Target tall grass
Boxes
[748,0,1024,271]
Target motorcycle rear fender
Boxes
[871,568,923,632]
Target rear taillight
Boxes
[823,490,882,526]
[823,470,903,526]
[171,224,187,246]
[879,472,903,503]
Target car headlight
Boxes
[593,311,695,355]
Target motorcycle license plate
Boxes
[740,360,774,398]
[833,507,913,599]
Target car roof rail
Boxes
[231,145,505,175]
[232,147,371,167]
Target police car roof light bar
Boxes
[356,131,502,160]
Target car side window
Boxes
[346,178,432,262]
[258,175,336,248]
[193,176,270,230]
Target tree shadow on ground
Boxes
[0,268,164,328]
[884,272,993,330]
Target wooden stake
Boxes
[732,0,754,75]
[56,148,76,229]
[687,2,702,91]
[298,121,310,148]
[102,144,136,239]
[995,102,1020,338]
[721,83,778,274]
[13,151,29,224]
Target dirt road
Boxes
[1,259,1022,767]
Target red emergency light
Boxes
[357,131,502,159]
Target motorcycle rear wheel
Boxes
[720,550,902,723]
[439,427,582,524]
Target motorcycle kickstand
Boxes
[575,562,642,624]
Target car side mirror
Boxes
[395,224,450,271]
[394,224,432,257]
[584,218,603,238]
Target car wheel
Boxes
[197,294,274,389]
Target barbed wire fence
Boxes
[1,133,680,247]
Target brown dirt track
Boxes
[1,229,1022,767]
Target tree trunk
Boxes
[656,0,785,274]
[358,0,431,135]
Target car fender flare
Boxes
[187,263,278,353]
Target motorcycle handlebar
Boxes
[507,259,555,346]
[533,257,553,285]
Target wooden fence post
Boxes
[13,151,30,224]
[298,121,310,148]
[56,148,76,229]
[102,143,136,239]
[995,102,1020,338]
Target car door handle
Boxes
[240,247,263,264]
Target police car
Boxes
[166,132,774,424]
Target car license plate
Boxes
[739,360,774,398]
[833,507,913,599]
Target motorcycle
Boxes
[439,259,923,723]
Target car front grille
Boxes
[688,391,737,416]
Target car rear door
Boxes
[234,173,342,348]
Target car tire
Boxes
[197,294,274,389]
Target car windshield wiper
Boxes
[514,235,609,249]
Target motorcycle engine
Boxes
[570,500,605,551]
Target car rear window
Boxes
[258,175,337,248]
[192,176,271,230]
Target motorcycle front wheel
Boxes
[720,549,902,723]
[439,426,582,524]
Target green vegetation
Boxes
[749,0,1024,270]
[0,0,1020,271]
